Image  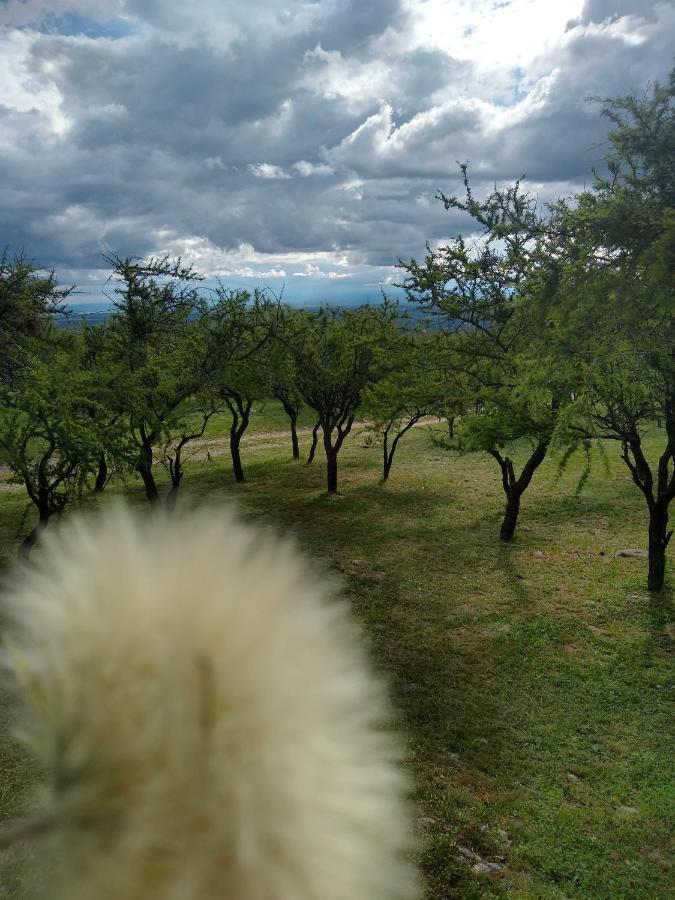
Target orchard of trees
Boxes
[0,73,673,590]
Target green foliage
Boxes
[0,337,110,546]
[363,333,455,478]
[546,69,675,588]
[399,167,568,538]
[93,253,212,501]
[206,286,277,407]
[286,302,400,490]
[0,258,95,545]
[0,252,72,387]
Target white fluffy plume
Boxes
[1,505,418,900]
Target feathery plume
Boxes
[1,505,418,899]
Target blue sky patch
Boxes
[36,13,136,40]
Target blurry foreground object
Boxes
[1,506,418,900]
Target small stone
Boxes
[497,828,510,842]
[616,549,648,558]
[533,550,545,558]
[566,772,581,783]
[618,805,639,815]
[457,846,482,863]
[417,816,437,830]
[471,862,503,875]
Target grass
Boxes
[0,407,673,897]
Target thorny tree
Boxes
[400,168,565,541]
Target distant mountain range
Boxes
[61,299,435,328]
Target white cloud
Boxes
[143,236,353,281]
[293,160,334,177]
[404,0,585,69]
[0,29,70,135]
[292,264,350,279]
[247,163,292,179]
[300,43,391,112]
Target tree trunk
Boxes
[647,502,671,592]
[491,439,548,543]
[500,490,521,543]
[290,417,300,460]
[382,432,391,481]
[446,416,455,438]
[137,445,160,505]
[326,449,338,494]
[19,505,50,559]
[307,421,320,464]
[166,483,179,512]
[230,430,245,483]
[94,453,108,493]
[166,458,183,512]
[225,397,251,484]
[382,418,417,482]
[138,464,160,505]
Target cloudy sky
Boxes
[1,0,673,305]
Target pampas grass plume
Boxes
[1,505,418,900]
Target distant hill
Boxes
[61,300,435,328]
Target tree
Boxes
[0,257,100,553]
[549,70,674,590]
[205,288,276,483]
[400,173,565,540]
[363,334,446,481]
[161,399,218,509]
[100,253,207,504]
[0,341,108,554]
[268,306,307,460]
[289,304,398,494]
[0,252,71,394]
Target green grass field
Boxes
[0,405,673,898]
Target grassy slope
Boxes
[0,406,673,898]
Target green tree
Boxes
[0,252,71,387]
[100,253,208,504]
[268,306,307,460]
[400,173,564,540]
[549,70,674,591]
[205,287,276,483]
[0,257,101,553]
[363,334,446,481]
[0,340,108,554]
[289,304,398,494]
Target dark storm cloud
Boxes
[0,0,673,290]
[317,0,408,53]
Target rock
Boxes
[533,550,545,558]
[497,828,510,842]
[618,805,639,815]
[566,772,581,783]
[457,846,482,863]
[471,862,503,875]
[615,549,648,558]
[417,816,437,830]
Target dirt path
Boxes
[185,416,443,461]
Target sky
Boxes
[1,0,673,306]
